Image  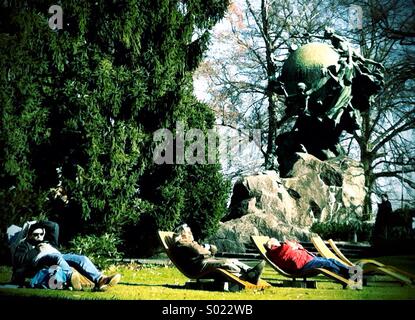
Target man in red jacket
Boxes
[265,238,351,278]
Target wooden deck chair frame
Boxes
[158,231,271,290]
[310,235,414,285]
[251,235,355,289]
[328,239,415,283]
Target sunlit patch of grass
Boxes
[1,257,414,300]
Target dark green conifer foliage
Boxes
[1,0,230,255]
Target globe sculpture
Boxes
[275,28,384,177]
[280,42,340,99]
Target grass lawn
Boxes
[0,255,414,300]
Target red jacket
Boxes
[266,241,314,273]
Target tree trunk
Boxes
[262,0,277,169]
[360,110,374,221]
[362,166,375,221]
[265,94,277,169]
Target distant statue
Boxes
[274,28,384,177]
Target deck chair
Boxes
[310,235,414,285]
[158,231,271,290]
[251,235,356,289]
[327,239,415,283]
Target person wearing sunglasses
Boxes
[12,221,121,291]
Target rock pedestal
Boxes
[209,153,366,252]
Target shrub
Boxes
[67,233,123,269]
[310,220,372,242]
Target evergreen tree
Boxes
[1,0,230,257]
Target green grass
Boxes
[1,256,414,300]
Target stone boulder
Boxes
[209,153,366,253]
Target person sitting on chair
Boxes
[265,237,352,279]
[13,220,121,291]
[171,224,265,285]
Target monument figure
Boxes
[274,27,384,177]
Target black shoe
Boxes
[241,260,266,285]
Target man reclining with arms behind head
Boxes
[171,224,265,285]
[13,221,121,291]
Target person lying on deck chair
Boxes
[265,237,353,279]
[171,224,265,285]
[12,220,121,291]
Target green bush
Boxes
[127,162,231,257]
[310,220,372,242]
[67,233,123,269]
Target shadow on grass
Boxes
[120,281,184,290]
